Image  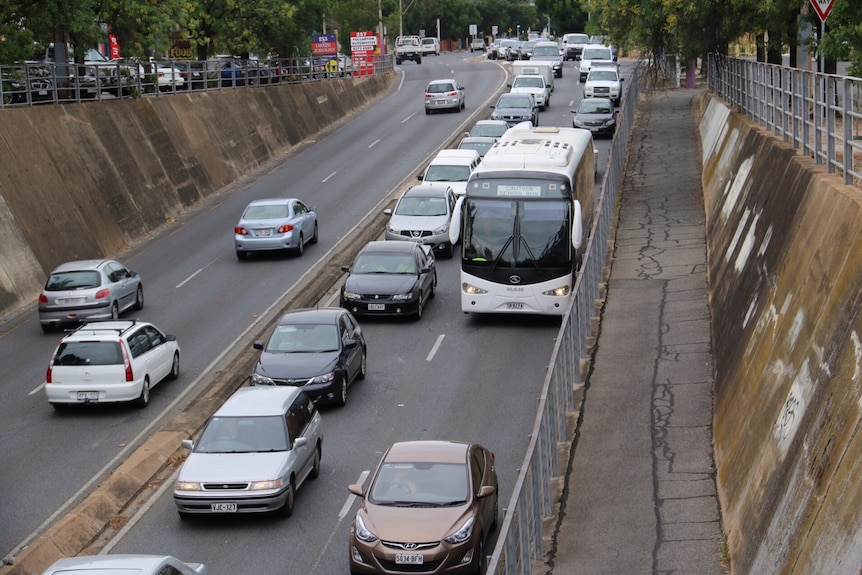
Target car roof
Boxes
[42,554,184,572]
[215,386,306,417]
[402,184,453,198]
[460,136,497,143]
[50,259,112,273]
[430,149,480,163]
[62,320,150,340]
[427,78,456,85]
[384,440,471,464]
[245,198,297,206]
[359,240,421,254]
[275,307,345,326]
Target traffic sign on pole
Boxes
[810,0,835,22]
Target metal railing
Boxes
[0,54,394,108]
[486,59,645,574]
[708,52,862,186]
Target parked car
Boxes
[234,197,318,259]
[173,386,323,518]
[44,319,180,409]
[152,61,186,91]
[347,440,498,575]
[458,135,496,158]
[384,184,458,258]
[490,92,539,127]
[466,119,509,140]
[41,554,206,575]
[206,57,246,86]
[38,259,144,333]
[470,38,486,52]
[174,60,206,90]
[1,63,55,105]
[420,37,441,56]
[249,307,366,406]
[571,97,617,137]
[424,78,465,114]
[417,149,480,196]
[340,240,437,320]
[584,65,623,105]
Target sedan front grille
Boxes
[376,558,443,573]
[398,230,431,238]
[203,482,249,490]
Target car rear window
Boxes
[45,271,101,291]
[54,341,123,366]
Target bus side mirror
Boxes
[571,200,583,250]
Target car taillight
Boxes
[278,224,295,233]
[46,363,53,384]
[94,288,110,300]
[235,226,248,235]
[446,91,457,97]
[122,345,133,382]
[38,294,48,304]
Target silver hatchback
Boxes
[384,184,457,258]
[424,79,465,114]
[38,259,144,333]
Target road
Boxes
[0,50,625,571]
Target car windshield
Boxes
[243,204,289,219]
[265,323,339,353]
[195,415,289,453]
[459,141,494,156]
[532,47,558,57]
[498,95,532,108]
[424,165,470,182]
[354,253,417,274]
[513,77,544,88]
[369,462,469,505]
[589,70,618,82]
[582,48,611,60]
[471,124,508,138]
[395,196,448,216]
[427,83,455,94]
[54,341,122,366]
[579,100,613,114]
[45,271,101,291]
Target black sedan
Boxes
[340,240,437,320]
[249,307,366,407]
[571,97,617,138]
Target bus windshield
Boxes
[463,198,571,268]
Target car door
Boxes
[292,200,314,242]
[105,261,134,310]
[287,397,312,478]
[338,313,362,383]
[415,247,433,304]
[141,325,172,385]
[470,446,495,531]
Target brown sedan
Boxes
[348,440,498,575]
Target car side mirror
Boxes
[417,174,424,181]
[344,338,358,349]
[477,485,496,498]
[348,483,364,497]
[182,439,194,450]
[293,437,308,449]
[383,208,393,215]
[341,265,351,273]
[166,334,177,342]
[253,340,264,350]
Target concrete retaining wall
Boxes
[0,74,393,318]
[699,92,862,574]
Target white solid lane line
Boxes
[427,334,445,362]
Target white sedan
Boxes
[41,554,206,575]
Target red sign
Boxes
[350,31,377,54]
[108,34,120,59]
[810,0,835,22]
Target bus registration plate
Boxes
[506,302,524,310]
[395,554,423,565]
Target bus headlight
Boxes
[543,285,570,297]
[462,283,488,295]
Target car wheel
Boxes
[310,444,322,479]
[111,301,119,320]
[491,487,499,530]
[236,250,247,261]
[425,109,431,115]
[475,538,487,575]
[278,479,296,518]
[51,402,68,412]
[417,57,422,64]
[443,242,454,259]
[168,352,180,380]
[357,347,367,380]
[41,323,53,334]
[134,378,150,408]
[311,222,319,244]
[134,285,144,310]
[415,298,423,321]
[178,511,194,521]
[396,58,401,65]
[295,233,304,256]
[334,377,348,407]
[430,272,438,298]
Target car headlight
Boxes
[387,225,400,234]
[175,481,202,491]
[573,118,585,128]
[250,479,283,490]
[542,285,570,297]
[391,293,412,300]
[433,223,449,235]
[308,372,335,385]
[444,517,475,544]
[250,372,275,386]
[354,514,378,543]
[342,290,361,300]
[462,283,487,295]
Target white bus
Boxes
[449,125,596,315]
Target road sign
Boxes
[810,0,835,22]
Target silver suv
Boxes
[173,386,324,519]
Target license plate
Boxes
[506,302,525,310]
[253,229,272,237]
[59,297,86,305]
[435,99,446,105]
[38,89,48,95]
[211,502,237,512]
[368,303,385,311]
[77,391,99,401]
[395,554,423,565]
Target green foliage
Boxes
[816,0,862,76]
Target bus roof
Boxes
[477,126,593,172]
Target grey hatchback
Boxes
[38,259,144,333]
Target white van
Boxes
[418,149,481,196]
[420,37,440,56]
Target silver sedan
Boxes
[41,554,206,575]
[234,197,318,260]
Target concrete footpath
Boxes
[546,88,727,574]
